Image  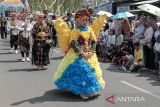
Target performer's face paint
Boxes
[76,16,88,26]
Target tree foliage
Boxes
[0,0,108,14]
[29,0,84,14]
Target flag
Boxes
[25,0,30,10]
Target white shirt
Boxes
[115,34,123,46]
[8,20,19,35]
[18,20,32,38]
[109,22,114,29]
[106,35,116,47]
[143,27,154,48]
[127,54,134,63]
[133,24,145,43]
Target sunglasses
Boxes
[40,17,44,19]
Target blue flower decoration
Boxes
[76,26,88,31]
[55,56,103,95]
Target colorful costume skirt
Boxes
[53,49,105,95]
[19,36,30,53]
[32,40,50,66]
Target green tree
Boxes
[29,0,84,14]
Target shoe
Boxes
[118,67,122,70]
[22,57,25,62]
[152,70,156,74]
[41,66,47,70]
[129,65,134,71]
[89,92,100,97]
[111,63,115,65]
[37,66,41,70]
[10,48,14,53]
[26,57,31,62]
[80,95,89,100]
[122,66,127,71]
[126,70,131,73]
[15,50,18,54]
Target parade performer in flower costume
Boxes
[53,9,107,99]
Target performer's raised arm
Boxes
[53,18,71,52]
[90,15,107,40]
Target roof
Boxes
[129,9,141,13]
[131,0,160,5]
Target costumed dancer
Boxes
[31,12,51,70]
[8,13,19,53]
[53,9,107,99]
[0,14,7,40]
[19,7,29,16]
[18,14,32,62]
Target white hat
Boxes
[156,22,160,27]
[35,11,41,15]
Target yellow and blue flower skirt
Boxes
[53,49,105,95]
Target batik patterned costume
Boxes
[0,17,7,39]
[18,20,32,53]
[8,19,19,50]
[32,22,51,66]
[53,15,107,95]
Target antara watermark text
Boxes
[106,95,146,104]
[116,96,146,102]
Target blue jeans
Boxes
[154,52,160,70]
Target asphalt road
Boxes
[0,39,160,107]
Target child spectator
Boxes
[106,44,116,62]
[111,46,122,65]
[117,42,129,67]
[129,42,144,72]
[121,48,134,71]
[112,43,126,65]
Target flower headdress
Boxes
[75,8,94,27]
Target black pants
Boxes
[143,46,155,70]
[10,34,18,50]
[21,52,29,57]
[96,45,100,57]
[1,27,7,39]
[53,35,57,47]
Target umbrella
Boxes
[0,0,23,13]
[3,0,21,3]
[112,12,134,19]
[97,11,113,17]
[0,0,23,5]
[48,13,54,16]
[138,4,160,17]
